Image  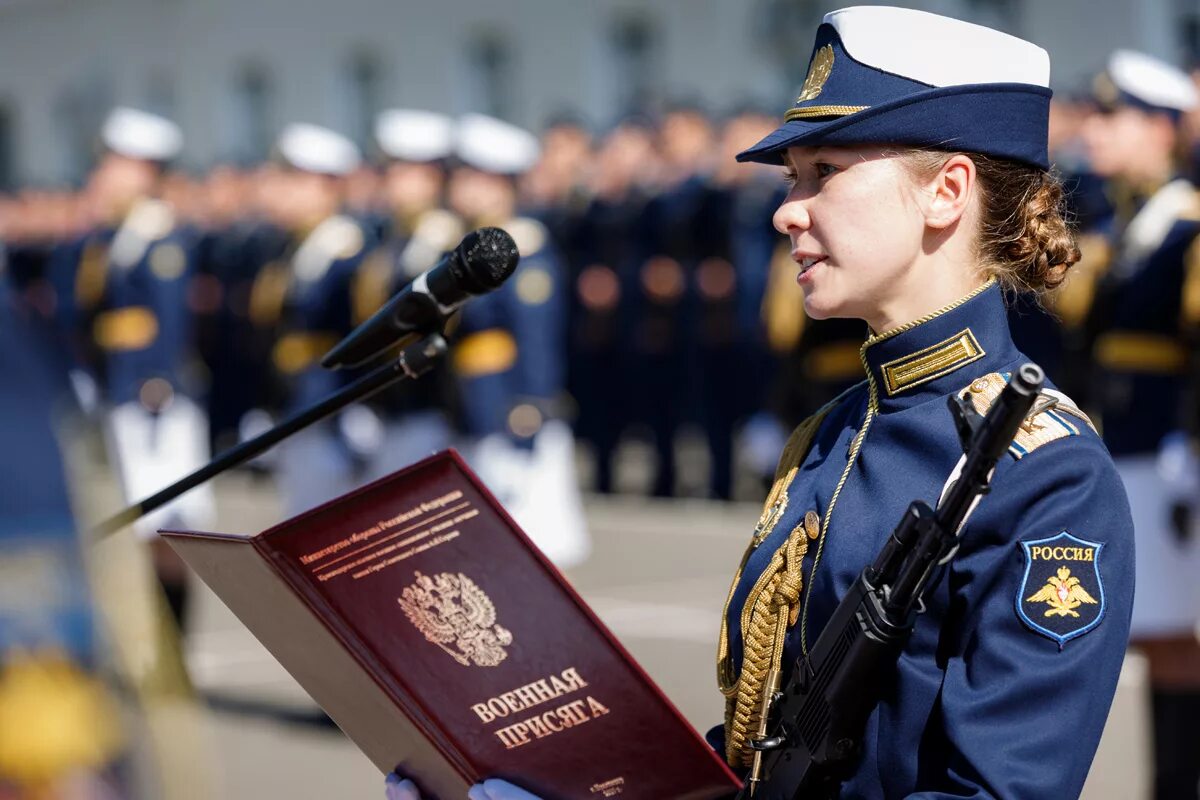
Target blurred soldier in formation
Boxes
[707,106,792,494]
[254,123,374,516]
[683,109,743,502]
[712,107,782,394]
[193,164,290,454]
[448,113,588,567]
[629,103,716,497]
[48,107,212,624]
[521,114,595,479]
[1082,51,1200,799]
[523,112,594,262]
[1048,91,1116,238]
[353,109,462,479]
[344,162,389,245]
[565,116,657,493]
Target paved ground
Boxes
[141,473,1148,799]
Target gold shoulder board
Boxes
[962,372,1096,459]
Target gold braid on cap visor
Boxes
[783,104,869,121]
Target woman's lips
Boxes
[794,254,827,283]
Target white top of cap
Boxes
[376,109,455,162]
[825,6,1050,89]
[456,113,540,175]
[277,123,362,176]
[1108,49,1198,112]
[101,107,183,161]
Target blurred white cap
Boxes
[456,113,540,175]
[277,123,362,176]
[101,107,183,162]
[1108,49,1199,112]
[375,109,455,162]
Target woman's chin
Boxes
[801,292,841,321]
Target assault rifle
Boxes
[738,363,1045,800]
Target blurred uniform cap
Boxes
[456,113,540,175]
[1094,49,1199,116]
[375,109,455,162]
[277,123,362,176]
[101,107,183,162]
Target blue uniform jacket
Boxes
[1090,185,1200,456]
[48,201,200,405]
[719,281,1134,798]
[453,216,566,441]
[275,214,373,410]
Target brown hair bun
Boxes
[903,151,1081,294]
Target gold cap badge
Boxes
[784,45,868,121]
[797,45,835,103]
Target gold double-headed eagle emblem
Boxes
[398,571,513,667]
[1025,566,1098,618]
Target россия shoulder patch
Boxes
[1016,531,1106,648]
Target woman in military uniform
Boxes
[387,7,1133,799]
[710,7,1134,797]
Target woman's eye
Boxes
[781,168,799,187]
[814,162,839,179]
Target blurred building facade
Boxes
[0,0,1198,187]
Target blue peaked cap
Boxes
[738,6,1053,170]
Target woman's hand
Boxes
[385,774,421,800]
[385,773,543,800]
[467,779,544,800]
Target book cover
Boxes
[164,450,740,800]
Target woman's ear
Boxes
[923,154,976,230]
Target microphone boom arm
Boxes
[90,334,449,540]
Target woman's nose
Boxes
[773,194,811,236]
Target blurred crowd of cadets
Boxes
[3,99,1195,507]
[1,84,1200,797]
[0,104,864,511]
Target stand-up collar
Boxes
[862,279,1019,411]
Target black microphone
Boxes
[321,227,520,369]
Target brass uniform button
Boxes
[804,510,821,540]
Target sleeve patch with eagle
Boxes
[1017,531,1106,648]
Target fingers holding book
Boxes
[468,778,544,800]
[385,772,544,800]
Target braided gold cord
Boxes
[715,396,845,769]
[783,104,869,120]
[717,466,793,696]
[724,525,808,767]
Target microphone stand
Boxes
[90,333,449,540]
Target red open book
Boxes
[162,450,741,800]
